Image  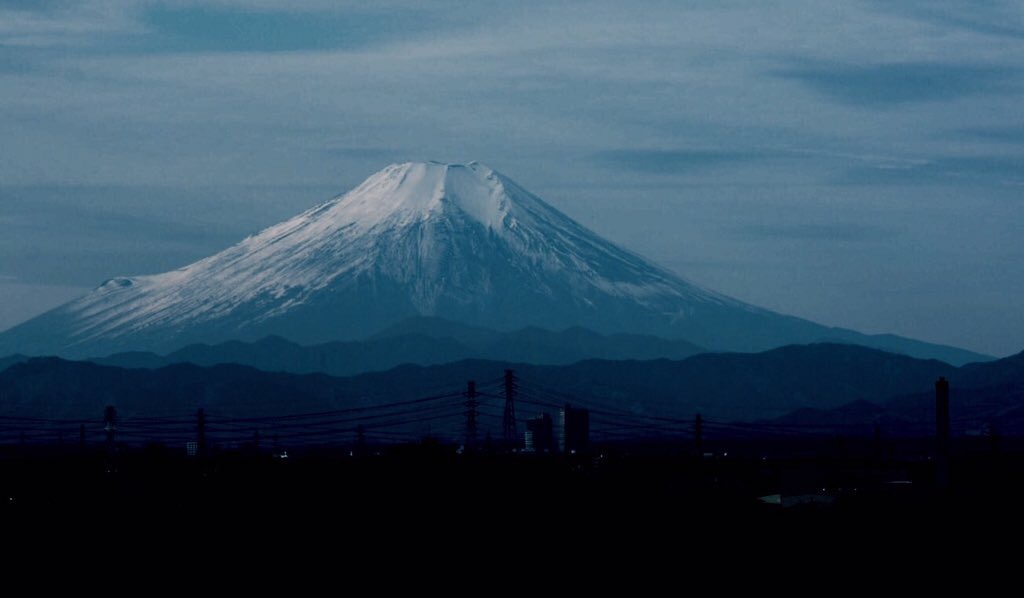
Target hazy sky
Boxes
[1,1,1022,356]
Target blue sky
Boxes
[1,0,1022,356]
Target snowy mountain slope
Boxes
[0,161,989,365]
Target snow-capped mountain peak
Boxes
[4,160,718,355]
[0,161,987,365]
[333,161,512,231]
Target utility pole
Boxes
[196,408,207,458]
[464,380,479,451]
[695,413,703,457]
[503,369,517,447]
[935,377,950,490]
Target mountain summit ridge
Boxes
[0,161,989,365]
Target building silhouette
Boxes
[525,413,554,453]
[559,404,589,454]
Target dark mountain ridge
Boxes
[4,343,1008,426]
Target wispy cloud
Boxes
[592,149,769,174]
[868,0,1024,41]
[142,5,453,53]
[734,223,892,242]
[774,62,1020,106]
[321,147,405,160]
[955,125,1024,145]
[0,1,441,49]
[836,155,1024,186]
[0,1,145,47]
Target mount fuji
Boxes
[0,161,987,365]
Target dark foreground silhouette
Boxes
[4,437,1023,537]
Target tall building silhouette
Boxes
[559,404,589,454]
[525,413,554,453]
